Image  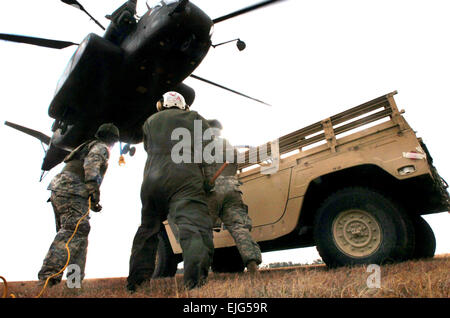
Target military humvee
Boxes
[153,91,450,276]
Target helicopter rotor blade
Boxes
[4,121,51,145]
[212,0,286,24]
[190,74,271,106]
[60,0,105,30]
[61,0,83,10]
[0,33,78,49]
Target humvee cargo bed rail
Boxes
[238,91,408,170]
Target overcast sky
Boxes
[0,0,449,282]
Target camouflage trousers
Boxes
[208,178,262,266]
[38,191,90,283]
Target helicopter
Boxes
[1,0,284,176]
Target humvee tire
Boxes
[211,247,245,273]
[152,230,180,278]
[313,187,415,267]
[411,216,436,259]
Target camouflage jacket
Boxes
[203,137,239,182]
[213,175,241,195]
[48,140,110,197]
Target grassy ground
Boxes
[2,254,449,298]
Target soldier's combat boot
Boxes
[37,277,60,288]
[247,260,259,274]
[126,282,137,294]
[126,276,149,294]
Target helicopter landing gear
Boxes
[212,38,246,51]
[121,143,136,157]
[51,120,69,135]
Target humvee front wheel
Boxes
[411,216,436,259]
[314,187,415,267]
[332,209,383,258]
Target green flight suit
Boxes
[127,108,214,290]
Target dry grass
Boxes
[2,255,449,298]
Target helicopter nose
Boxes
[169,0,189,16]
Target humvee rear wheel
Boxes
[314,187,415,267]
[152,230,180,278]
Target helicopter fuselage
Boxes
[44,0,212,171]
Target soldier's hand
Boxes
[203,180,214,193]
[91,203,103,213]
[86,181,101,205]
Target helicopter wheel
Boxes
[51,119,68,134]
[121,143,130,155]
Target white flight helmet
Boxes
[156,91,186,111]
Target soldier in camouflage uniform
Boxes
[127,92,214,292]
[38,123,120,286]
[205,119,262,273]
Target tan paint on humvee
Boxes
[164,91,449,254]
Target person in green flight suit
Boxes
[127,91,214,292]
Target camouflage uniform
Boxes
[127,108,214,290]
[38,140,110,284]
[204,137,262,267]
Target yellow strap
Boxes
[1,275,15,298]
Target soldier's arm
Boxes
[194,112,218,189]
[142,127,148,153]
[142,117,153,153]
[222,138,240,164]
[84,142,110,187]
[196,112,213,164]
[195,112,211,142]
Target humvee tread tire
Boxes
[152,230,180,278]
[314,187,415,268]
[411,215,436,259]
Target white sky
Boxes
[0,0,449,282]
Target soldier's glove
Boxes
[86,181,101,208]
[91,203,103,213]
[203,180,214,193]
